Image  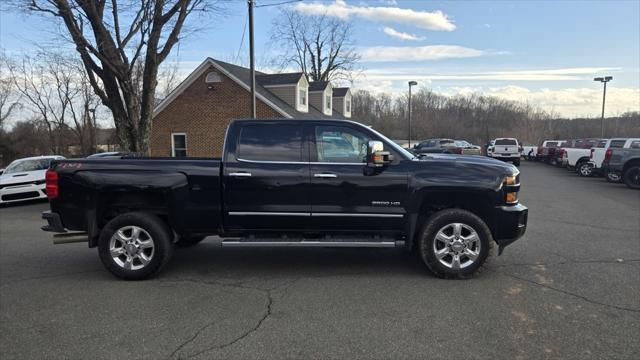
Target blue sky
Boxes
[1,0,639,117]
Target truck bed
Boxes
[49,157,222,238]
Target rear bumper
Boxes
[493,204,528,254]
[42,211,66,233]
[0,183,47,204]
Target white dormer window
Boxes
[346,99,351,112]
[299,88,307,106]
[326,94,332,111]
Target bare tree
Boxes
[0,51,21,130]
[9,50,100,156]
[270,9,359,82]
[20,0,215,154]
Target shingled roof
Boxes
[309,81,330,91]
[153,58,347,120]
[333,87,350,97]
[256,72,304,86]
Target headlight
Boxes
[504,175,517,185]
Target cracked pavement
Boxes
[1,161,639,359]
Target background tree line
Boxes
[352,88,640,146]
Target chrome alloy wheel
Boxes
[433,223,481,270]
[579,163,592,176]
[109,226,155,270]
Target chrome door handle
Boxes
[314,173,337,178]
[229,172,252,177]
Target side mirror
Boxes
[367,140,393,167]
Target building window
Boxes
[325,94,332,111]
[172,133,187,157]
[346,99,351,112]
[299,88,307,106]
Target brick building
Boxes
[150,58,352,157]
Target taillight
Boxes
[603,148,613,165]
[590,148,594,159]
[559,149,565,158]
[45,170,58,199]
[453,147,463,154]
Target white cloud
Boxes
[382,27,425,41]
[293,0,456,31]
[360,45,499,62]
[361,67,621,81]
[483,86,640,117]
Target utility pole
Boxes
[248,0,256,118]
[594,76,612,138]
[408,81,417,148]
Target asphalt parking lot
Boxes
[1,161,639,360]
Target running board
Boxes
[221,240,404,248]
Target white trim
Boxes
[171,132,187,157]
[263,83,298,88]
[153,58,293,119]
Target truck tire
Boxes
[513,159,520,167]
[605,171,621,183]
[98,212,174,280]
[418,209,493,279]
[176,236,206,247]
[623,165,640,189]
[577,161,593,177]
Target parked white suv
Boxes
[587,138,640,180]
[0,155,65,204]
[488,138,520,166]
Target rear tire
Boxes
[577,161,593,177]
[98,212,173,280]
[418,209,493,279]
[513,159,520,166]
[623,165,640,189]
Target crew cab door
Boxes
[223,122,310,231]
[309,124,408,232]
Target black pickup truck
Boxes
[42,119,527,280]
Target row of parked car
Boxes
[0,152,123,205]
[526,137,640,189]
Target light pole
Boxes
[248,0,256,118]
[594,76,612,137]
[408,81,417,148]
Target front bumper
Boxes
[493,204,528,254]
[0,183,47,204]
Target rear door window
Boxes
[630,140,640,149]
[596,140,607,148]
[237,124,303,162]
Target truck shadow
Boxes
[168,240,432,279]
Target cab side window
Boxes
[315,126,370,163]
[237,124,302,162]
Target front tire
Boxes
[623,165,640,189]
[513,159,520,166]
[605,171,621,183]
[418,209,493,279]
[98,212,174,280]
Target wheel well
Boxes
[576,157,590,165]
[623,159,640,173]
[98,191,169,229]
[411,191,494,250]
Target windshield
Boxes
[495,139,517,145]
[367,126,416,160]
[4,158,53,174]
